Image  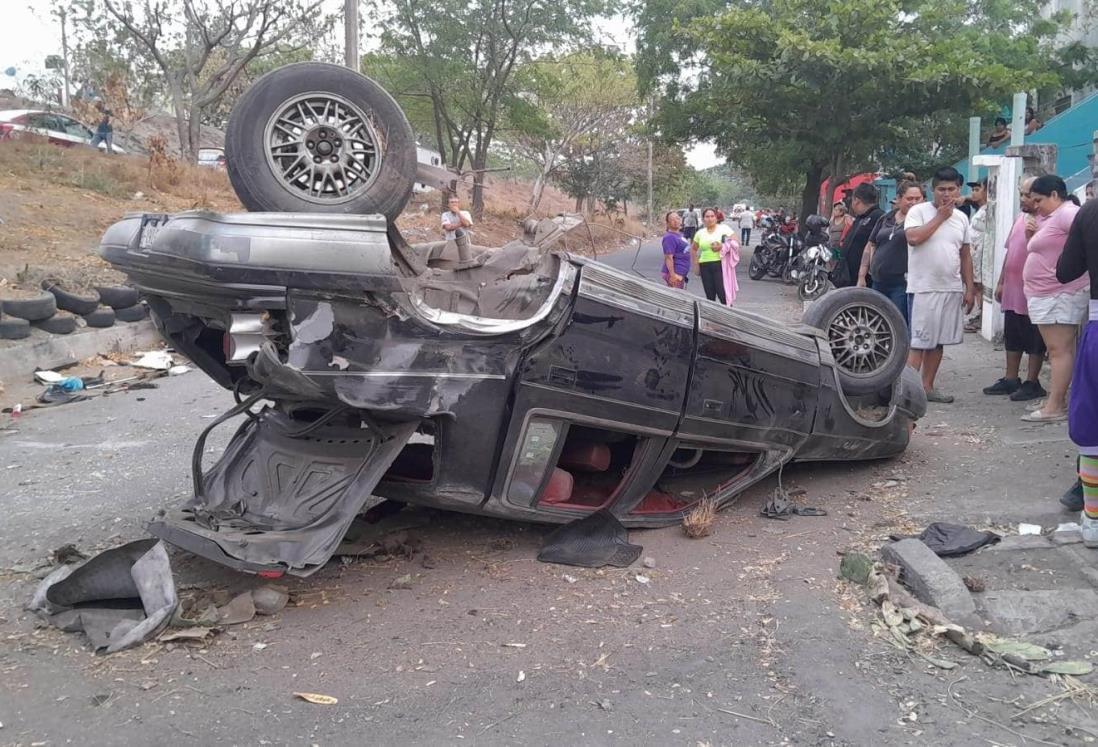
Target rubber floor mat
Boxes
[536,510,642,568]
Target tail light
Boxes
[0,123,14,139]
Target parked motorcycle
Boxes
[790,215,834,301]
[748,216,802,283]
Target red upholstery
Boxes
[541,468,574,504]
[558,441,611,472]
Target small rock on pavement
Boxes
[642,557,656,569]
[252,585,289,615]
[880,539,978,626]
[1051,530,1083,547]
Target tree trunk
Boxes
[799,162,825,226]
[184,104,202,163]
[530,170,548,212]
[824,153,847,216]
[575,194,584,212]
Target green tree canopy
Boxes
[636,0,1085,219]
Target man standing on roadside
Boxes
[836,183,884,287]
[89,103,114,154]
[983,176,1047,402]
[738,208,755,246]
[682,204,700,242]
[965,177,989,332]
[905,166,977,403]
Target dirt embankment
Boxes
[0,139,644,294]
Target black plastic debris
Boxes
[760,488,827,520]
[537,510,642,568]
[27,539,178,653]
[890,522,1001,557]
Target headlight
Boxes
[806,246,820,260]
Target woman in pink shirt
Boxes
[1023,175,1089,421]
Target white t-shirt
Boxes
[904,201,971,293]
[441,210,472,241]
[738,212,754,229]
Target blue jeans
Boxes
[873,277,909,330]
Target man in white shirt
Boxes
[738,209,755,246]
[441,194,472,242]
[904,166,976,403]
[682,204,700,241]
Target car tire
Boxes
[748,250,767,280]
[802,287,909,396]
[114,303,149,322]
[225,62,417,222]
[1,290,57,321]
[94,284,140,309]
[43,282,100,316]
[83,306,116,328]
[0,314,31,340]
[33,310,77,335]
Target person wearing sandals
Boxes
[904,166,977,403]
[1022,175,1088,423]
[1055,196,1098,543]
[983,177,1047,402]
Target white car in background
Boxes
[0,109,126,153]
[197,147,226,169]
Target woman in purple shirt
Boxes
[662,211,690,288]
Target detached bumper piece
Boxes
[149,409,417,576]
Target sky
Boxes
[1,2,723,169]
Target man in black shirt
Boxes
[836,183,884,287]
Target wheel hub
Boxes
[827,304,893,376]
[264,93,382,204]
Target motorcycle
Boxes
[790,215,834,302]
[748,216,802,283]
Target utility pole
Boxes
[58,7,70,108]
[646,97,654,234]
[344,0,359,71]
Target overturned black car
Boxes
[99,63,925,577]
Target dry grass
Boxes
[0,137,640,289]
[682,495,718,539]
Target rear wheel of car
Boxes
[802,287,908,396]
[1,290,57,321]
[43,282,100,316]
[225,62,417,221]
[83,306,116,328]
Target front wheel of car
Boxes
[225,62,418,221]
[802,287,909,396]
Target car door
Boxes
[55,114,94,146]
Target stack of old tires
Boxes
[0,290,55,339]
[39,282,147,332]
[0,283,147,339]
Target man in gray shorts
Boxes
[904,166,976,403]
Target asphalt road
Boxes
[0,242,1090,746]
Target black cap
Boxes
[966,177,988,188]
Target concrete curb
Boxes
[880,538,980,627]
[0,320,162,385]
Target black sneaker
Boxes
[983,377,1021,395]
[1009,380,1047,402]
[1061,480,1084,511]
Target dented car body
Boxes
[100,210,925,576]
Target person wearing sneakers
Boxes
[1022,175,1087,423]
[1055,196,1098,543]
[904,166,977,403]
[983,177,1047,402]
